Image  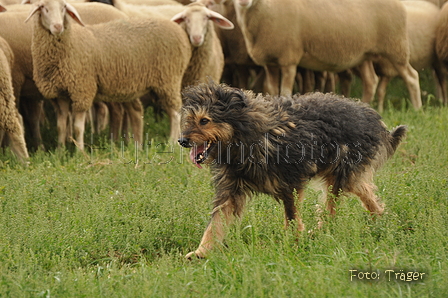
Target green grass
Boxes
[0,77,447,297]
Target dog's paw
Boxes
[185,250,206,260]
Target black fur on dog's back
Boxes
[181,82,405,172]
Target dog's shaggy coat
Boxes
[179,81,406,259]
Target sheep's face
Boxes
[39,0,67,35]
[236,0,253,8]
[184,7,209,47]
[25,0,85,35]
[171,3,234,47]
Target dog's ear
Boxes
[216,84,247,112]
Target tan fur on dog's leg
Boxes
[346,169,384,216]
[186,200,236,259]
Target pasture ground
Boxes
[0,74,447,297]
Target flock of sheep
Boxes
[0,0,448,162]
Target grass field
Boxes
[0,76,447,297]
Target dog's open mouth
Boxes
[190,142,215,169]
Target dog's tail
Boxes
[388,125,407,155]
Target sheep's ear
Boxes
[0,5,6,12]
[207,9,233,29]
[171,11,186,24]
[66,3,85,27]
[21,0,31,4]
[24,4,42,23]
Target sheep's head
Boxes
[171,2,233,47]
[24,0,85,35]
[236,0,253,8]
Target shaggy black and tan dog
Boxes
[179,81,406,259]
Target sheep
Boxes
[375,1,445,112]
[86,0,185,19]
[96,0,233,86]
[25,0,192,150]
[0,2,130,150]
[171,2,234,86]
[196,0,264,91]
[233,0,422,110]
[436,1,448,105]
[122,0,184,5]
[424,0,448,8]
[0,28,29,161]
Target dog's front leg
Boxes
[186,199,239,259]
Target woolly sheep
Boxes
[0,30,29,160]
[435,1,448,105]
[196,0,263,90]
[233,0,422,110]
[0,2,129,150]
[424,0,448,7]
[86,0,185,19]
[171,2,234,86]
[95,0,234,85]
[26,0,191,149]
[375,1,444,112]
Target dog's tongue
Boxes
[189,144,204,169]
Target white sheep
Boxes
[233,0,422,110]
[0,31,29,161]
[99,0,234,86]
[171,2,234,86]
[1,2,130,150]
[106,0,184,19]
[436,1,448,105]
[194,0,263,91]
[424,0,448,7]
[25,0,191,149]
[375,1,444,112]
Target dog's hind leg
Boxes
[346,169,384,216]
[279,189,305,233]
[186,198,241,259]
[324,179,343,217]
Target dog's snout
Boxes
[178,137,192,148]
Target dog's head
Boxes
[179,81,248,168]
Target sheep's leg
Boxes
[280,65,297,96]
[358,60,379,104]
[20,97,45,151]
[7,110,29,161]
[123,99,144,146]
[93,102,108,134]
[314,71,326,92]
[7,130,29,161]
[263,64,296,96]
[432,63,447,105]
[73,110,86,150]
[337,70,353,97]
[167,108,181,143]
[324,72,336,93]
[376,76,392,113]
[264,65,281,95]
[296,68,315,94]
[394,63,422,110]
[53,97,70,148]
[107,102,124,141]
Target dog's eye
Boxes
[199,118,210,125]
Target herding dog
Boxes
[178,81,406,259]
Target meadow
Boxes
[0,75,447,297]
